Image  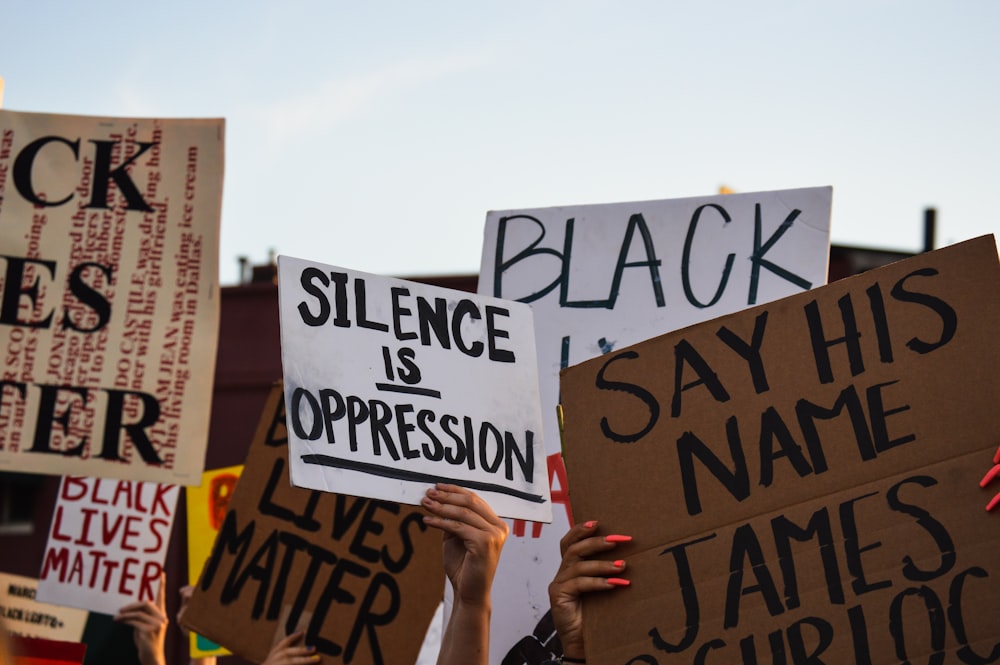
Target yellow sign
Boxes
[185,465,242,658]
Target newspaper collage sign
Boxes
[0,109,224,484]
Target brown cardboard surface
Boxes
[182,384,445,665]
[560,236,1000,664]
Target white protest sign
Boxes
[36,475,179,615]
[0,572,88,641]
[0,109,223,485]
[477,186,833,663]
[277,256,551,522]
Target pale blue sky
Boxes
[3,1,997,284]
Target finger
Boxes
[437,483,508,529]
[155,571,166,610]
[560,533,623,571]
[552,558,624,585]
[273,631,305,650]
[559,520,599,555]
[423,485,503,532]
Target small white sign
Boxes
[36,476,178,615]
[277,256,551,522]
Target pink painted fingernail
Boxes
[584,520,597,529]
[994,445,1000,465]
[605,534,632,543]
[980,465,1000,488]
[614,560,625,568]
[607,577,631,587]
[987,493,1000,512]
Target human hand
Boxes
[114,573,168,665]
[421,483,508,609]
[176,584,194,636]
[548,521,632,662]
[262,631,319,665]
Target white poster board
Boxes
[277,256,551,522]
[477,186,833,663]
[0,109,223,485]
[0,572,88,641]
[36,475,179,615]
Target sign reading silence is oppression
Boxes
[560,235,1000,664]
[183,383,445,665]
[276,256,551,523]
[478,186,833,663]
[0,109,223,485]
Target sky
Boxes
[2,1,997,285]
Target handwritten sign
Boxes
[36,476,178,615]
[183,384,445,665]
[560,235,1000,663]
[184,464,241,658]
[0,573,87,642]
[0,109,223,485]
[277,256,551,522]
[478,186,833,661]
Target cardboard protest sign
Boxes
[185,464,242,658]
[0,109,224,485]
[36,476,178,615]
[478,186,833,662]
[0,573,87,641]
[9,635,87,665]
[559,235,1000,664]
[277,255,551,522]
[183,383,446,665]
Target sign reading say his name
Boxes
[277,256,551,522]
[560,236,1000,664]
[478,186,832,663]
[36,476,178,615]
[183,384,445,665]
[0,109,224,485]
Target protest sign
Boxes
[478,186,833,662]
[0,573,87,642]
[9,634,87,665]
[185,464,242,658]
[35,476,178,615]
[183,383,446,665]
[0,109,223,485]
[277,255,551,522]
[559,235,1000,664]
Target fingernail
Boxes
[607,577,631,587]
[605,534,632,543]
[584,520,597,529]
[614,560,625,568]
[994,445,1000,465]
[987,493,1000,512]
[981,465,1000,488]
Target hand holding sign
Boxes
[422,483,508,665]
[113,573,167,665]
[548,521,632,663]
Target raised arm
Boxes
[422,483,508,665]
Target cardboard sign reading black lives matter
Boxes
[0,109,223,484]
[560,236,1000,664]
[183,384,445,665]
[277,256,551,522]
